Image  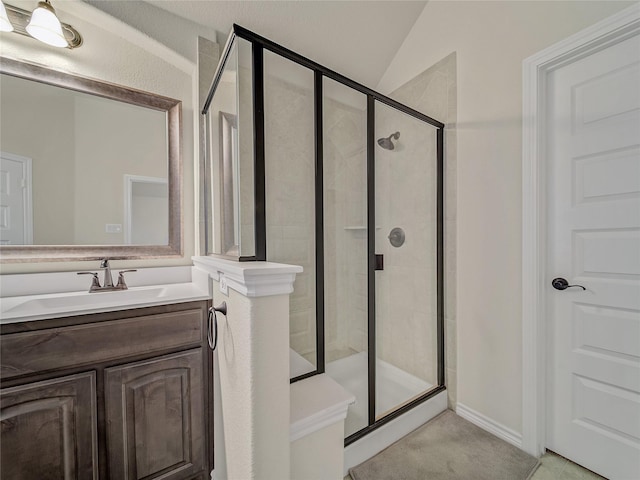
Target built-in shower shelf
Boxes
[344,226,382,231]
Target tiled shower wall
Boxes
[263,67,369,365]
[390,53,457,408]
[323,96,368,359]
[264,65,317,361]
[262,53,456,406]
[374,102,439,387]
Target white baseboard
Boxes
[456,403,522,449]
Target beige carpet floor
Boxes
[349,410,540,480]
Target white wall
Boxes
[377,0,635,435]
[74,96,167,245]
[1,79,76,244]
[83,0,216,64]
[208,277,291,480]
[291,422,345,480]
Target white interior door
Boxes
[546,33,640,479]
[0,152,32,245]
[124,175,168,245]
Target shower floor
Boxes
[326,351,432,437]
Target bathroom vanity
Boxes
[0,12,211,479]
[0,300,212,480]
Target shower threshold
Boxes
[326,352,433,437]
[342,388,447,474]
[322,351,446,474]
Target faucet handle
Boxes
[116,270,137,290]
[77,271,101,291]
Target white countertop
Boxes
[0,282,210,323]
[0,266,211,323]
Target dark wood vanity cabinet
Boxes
[105,350,206,480]
[0,372,98,479]
[0,301,212,480]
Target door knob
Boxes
[551,278,586,291]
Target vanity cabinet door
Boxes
[0,371,98,480]
[105,349,206,480]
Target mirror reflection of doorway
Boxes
[124,175,168,245]
[220,111,240,256]
[0,151,32,246]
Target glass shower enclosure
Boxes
[203,25,444,444]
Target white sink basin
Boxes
[0,283,209,323]
[3,287,167,314]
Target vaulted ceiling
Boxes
[145,1,427,88]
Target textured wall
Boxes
[211,283,290,480]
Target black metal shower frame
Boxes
[203,24,446,445]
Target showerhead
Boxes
[377,131,400,150]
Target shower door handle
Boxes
[375,254,384,271]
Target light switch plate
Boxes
[219,273,228,295]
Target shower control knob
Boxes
[551,277,586,291]
[388,227,405,247]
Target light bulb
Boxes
[26,0,67,48]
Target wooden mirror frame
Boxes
[0,57,183,263]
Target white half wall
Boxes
[194,257,302,480]
[376,0,635,435]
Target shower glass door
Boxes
[373,100,441,419]
[323,77,369,437]
[203,25,446,445]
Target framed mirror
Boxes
[0,57,182,263]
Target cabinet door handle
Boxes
[208,302,227,350]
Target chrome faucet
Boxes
[100,258,114,288]
[77,259,137,293]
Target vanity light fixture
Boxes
[0,0,82,48]
[0,1,13,32]
[26,0,67,47]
